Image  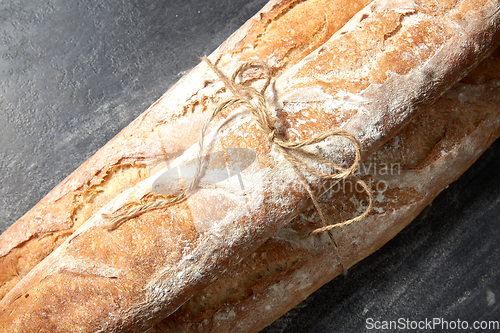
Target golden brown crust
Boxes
[274,0,500,157]
[0,0,499,332]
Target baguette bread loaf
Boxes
[154,47,500,332]
[1,0,500,332]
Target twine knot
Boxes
[103,57,372,273]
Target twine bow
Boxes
[202,57,372,237]
[103,57,373,265]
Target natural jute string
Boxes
[103,57,373,267]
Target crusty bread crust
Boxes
[0,0,499,332]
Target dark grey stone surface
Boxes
[1,1,499,332]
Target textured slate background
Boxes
[1,0,499,332]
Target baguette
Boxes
[155,48,500,332]
[1,0,500,332]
